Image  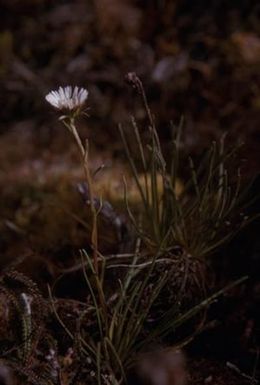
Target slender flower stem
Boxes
[67,118,108,329]
[83,149,99,274]
[66,117,99,274]
[69,118,85,157]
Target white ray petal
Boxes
[45,86,88,111]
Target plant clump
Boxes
[0,78,254,385]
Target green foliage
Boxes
[120,76,250,259]
[50,249,247,384]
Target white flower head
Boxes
[45,86,88,112]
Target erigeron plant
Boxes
[45,82,250,384]
[45,86,99,273]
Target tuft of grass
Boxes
[120,73,252,260]
[49,246,247,384]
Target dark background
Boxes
[0,0,259,173]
